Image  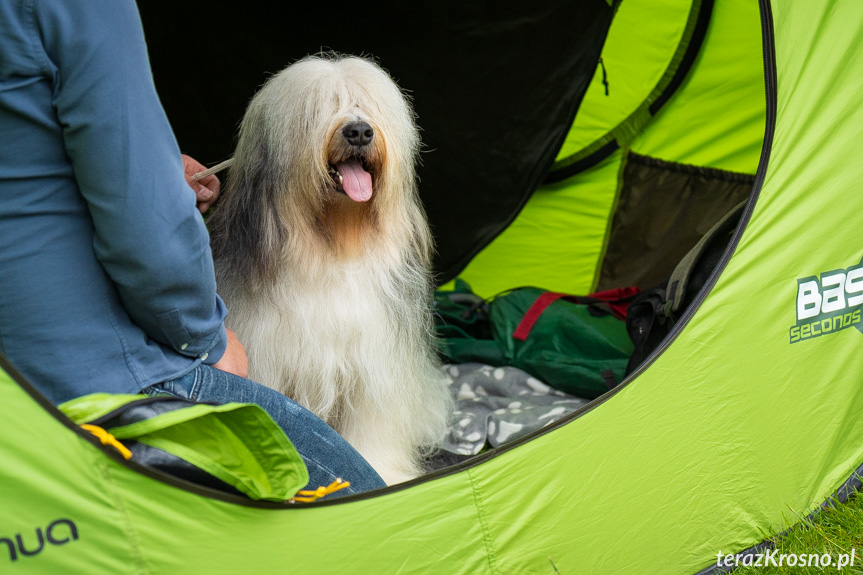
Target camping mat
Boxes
[442,363,590,456]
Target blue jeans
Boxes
[144,365,385,497]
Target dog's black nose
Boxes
[342,121,374,147]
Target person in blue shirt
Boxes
[0,0,385,495]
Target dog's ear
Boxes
[209,136,287,291]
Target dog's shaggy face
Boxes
[209,55,451,483]
[215,56,423,276]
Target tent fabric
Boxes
[4,1,863,574]
[546,0,712,181]
[454,0,765,299]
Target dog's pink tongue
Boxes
[337,160,373,202]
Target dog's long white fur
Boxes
[208,55,453,485]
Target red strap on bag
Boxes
[588,286,642,320]
[512,286,640,341]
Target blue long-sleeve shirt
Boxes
[0,0,228,403]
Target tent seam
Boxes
[627,152,757,182]
[467,467,500,575]
[91,449,149,574]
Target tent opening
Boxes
[423,0,767,465]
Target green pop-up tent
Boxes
[3,0,863,573]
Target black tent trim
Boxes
[544,140,618,184]
[648,0,715,115]
[626,152,759,183]
[544,0,714,183]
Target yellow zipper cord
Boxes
[290,479,351,503]
[80,424,133,460]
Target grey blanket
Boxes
[441,363,591,456]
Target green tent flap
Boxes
[59,393,309,501]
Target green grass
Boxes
[729,490,863,574]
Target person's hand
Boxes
[181,154,220,213]
[213,328,249,379]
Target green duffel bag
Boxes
[60,393,310,502]
[435,283,638,399]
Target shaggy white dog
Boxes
[208,55,453,485]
